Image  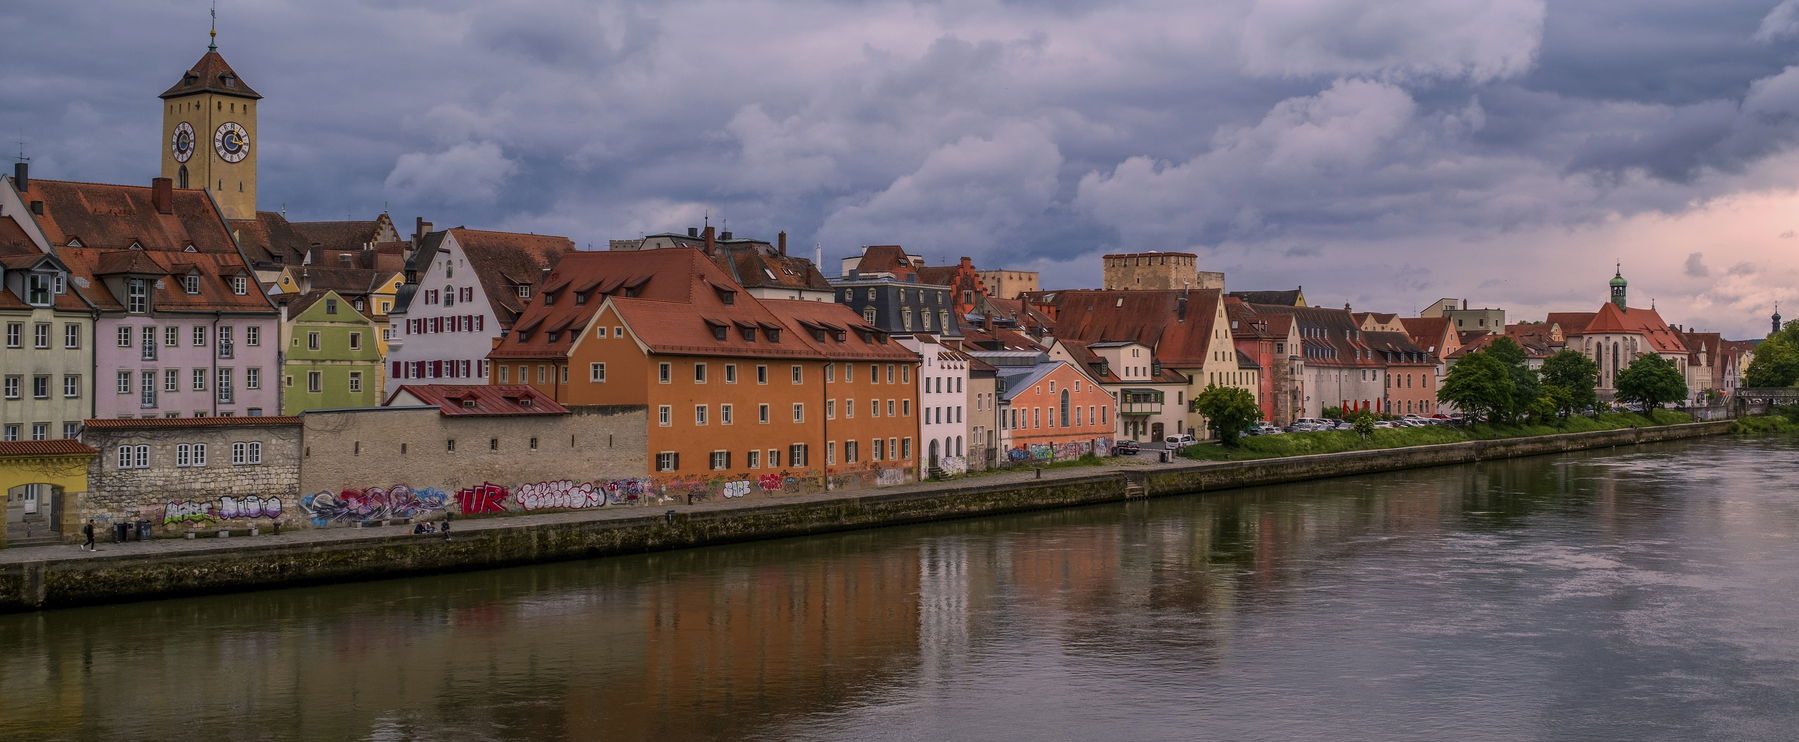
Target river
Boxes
[4,436,1798,741]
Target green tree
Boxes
[1614,353,1687,411]
[1322,405,1345,420]
[1193,384,1262,447]
[1438,351,1513,424]
[1539,350,1599,417]
[1744,334,1799,387]
[1349,410,1376,439]
[1485,337,1539,422]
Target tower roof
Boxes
[1609,264,1627,288]
[160,50,261,100]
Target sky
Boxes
[4,0,1798,338]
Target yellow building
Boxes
[0,440,95,546]
[159,35,260,222]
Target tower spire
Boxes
[209,3,218,51]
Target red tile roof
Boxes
[1573,303,1689,354]
[1047,289,1224,367]
[159,50,261,99]
[83,416,300,429]
[229,212,311,265]
[1242,304,1382,368]
[291,219,390,252]
[852,245,918,279]
[388,384,569,415]
[1546,312,1597,336]
[0,439,98,456]
[449,228,575,326]
[1398,316,1453,353]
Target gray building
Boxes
[830,276,961,337]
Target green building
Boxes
[278,290,382,414]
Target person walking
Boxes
[81,519,95,552]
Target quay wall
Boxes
[0,420,1734,612]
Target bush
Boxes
[1733,415,1799,434]
[1178,408,1691,461]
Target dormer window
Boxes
[574,292,587,306]
[128,241,142,250]
[461,398,477,409]
[126,278,148,313]
[547,331,560,343]
[543,291,555,306]
[183,244,197,253]
[740,326,756,342]
[52,273,65,295]
[231,276,248,296]
[26,273,52,306]
[66,238,83,248]
[518,398,532,408]
[183,274,201,295]
[516,285,532,299]
[767,328,780,342]
[712,324,728,342]
[716,288,736,306]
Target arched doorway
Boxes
[6,483,62,541]
[928,439,940,468]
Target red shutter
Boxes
[392,361,401,378]
[432,360,442,378]
[476,315,484,332]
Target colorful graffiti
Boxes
[937,456,968,476]
[455,482,509,514]
[515,480,605,511]
[722,480,751,498]
[1006,438,1113,463]
[161,496,283,526]
[876,468,909,487]
[301,485,448,526]
[758,473,789,492]
[598,478,650,505]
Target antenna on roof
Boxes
[13,136,26,165]
[209,2,218,51]
[703,209,710,229]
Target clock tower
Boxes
[159,29,260,222]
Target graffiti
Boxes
[515,480,605,511]
[455,482,509,514]
[758,473,788,492]
[599,478,650,505]
[301,485,448,526]
[937,456,968,476]
[721,480,751,498]
[876,468,909,487]
[161,496,283,526]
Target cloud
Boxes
[1238,0,1546,82]
[384,142,518,204]
[1756,0,1799,42]
[1685,251,1710,277]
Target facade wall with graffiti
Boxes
[80,419,305,532]
[1003,437,1115,465]
[652,469,825,505]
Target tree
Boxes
[1193,384,1261,447]
[1744,336,1799,387]
[1614,353,1687,412]
[1349,410,1376,439]
[1485,337,1539,423]
[1438,351,1513,424]
[1322,405,1345,420]
[1540,350,1599,417]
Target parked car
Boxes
[1114,440,1141,455]
[1250,422,1281,436]
[1164,434,1198,450]
[1373,420,1396,429]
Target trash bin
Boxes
[113,522,131,543]
[136,520,153,541]
[1158,450,1170,464]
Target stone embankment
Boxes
[0,421,1733,612]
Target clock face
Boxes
[171,122,196,163]
[213,121,250,163]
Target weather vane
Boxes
[209,2,218,51]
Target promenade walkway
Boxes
[0,453,1197,565]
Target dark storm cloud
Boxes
[6,0,1799,336]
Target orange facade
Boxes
[1384,362,1439,416]
[1001,363,1117,459]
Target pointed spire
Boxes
[208,2,218,52]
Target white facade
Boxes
[384,232,505,397]
[899,336,970,475]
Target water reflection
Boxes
[5,437,1799,741]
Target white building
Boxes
[384,228,573,397]
[899,334,970,476]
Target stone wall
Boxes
[298,405,648,526]
[80,420,303,537]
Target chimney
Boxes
[414,217,433,243]
[688,227,699,238]
[702,225,715,254]
[778,231,788,256]
[720,230,733,241]
[1462,298,1468,310]
[151,177,174,214]
[983,313,995,334]
[11,162,26,193]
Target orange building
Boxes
[488,248,920,499]
[976,351,1117,463]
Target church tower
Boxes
[159,22,260,222]
[1609,263,1628,310]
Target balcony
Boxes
[217,388,235,405]
[1119,388,1164,416]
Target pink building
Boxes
[26,177,280,418]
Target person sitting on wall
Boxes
[413,523,428,535]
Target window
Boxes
[792,403,804,423]
[246,368,260,390]
[191,368,207,391]
[721,404,734,425]
[902,438,912,459]
[183,274,200,294]
[27,273,51,305]
[127,279,147,313]
[757,365,769,384]
[33,323,49,349]
[1,376,16,399]
[656,452,679,471]
[1,424,13,441]
[116,326,131,347]
[164,325,178,347]
[231,275,248,296]
[307,372,322,393]
[305,330,323,351]
[874,438,885,460]
[791,365,803,384]
[63,374,80,398]
[658,363,671,383]
[500,365,510,383]
[63,422,79,439]
[871,399,880,417]
[590,363,606,382]
[902,399,911,416]
[694,363,708,383]
[845,440,859,463]
[162,369,177,393]
[695,405,708,425]
[116,371,130,394]
[748,449,761,468]
[658,405,671,427]
[231,441,263,465]
[349,332,361,351]
[141,371,156,407]
[863,307,878,323]
[447,439,456,452]
[349,371,363,393]
[117,445,149,469]
[177,443,192,467]
[325,298,339,315]
[725,364,738,384]
[5,323,19,348]
[886,400,895,417]
[710,451,730,470]
[758,403,770,424]
[194,326,207,346]
[790,443,808,467]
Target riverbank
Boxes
[0,420,1735,612]
[1178,410,1691,461]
